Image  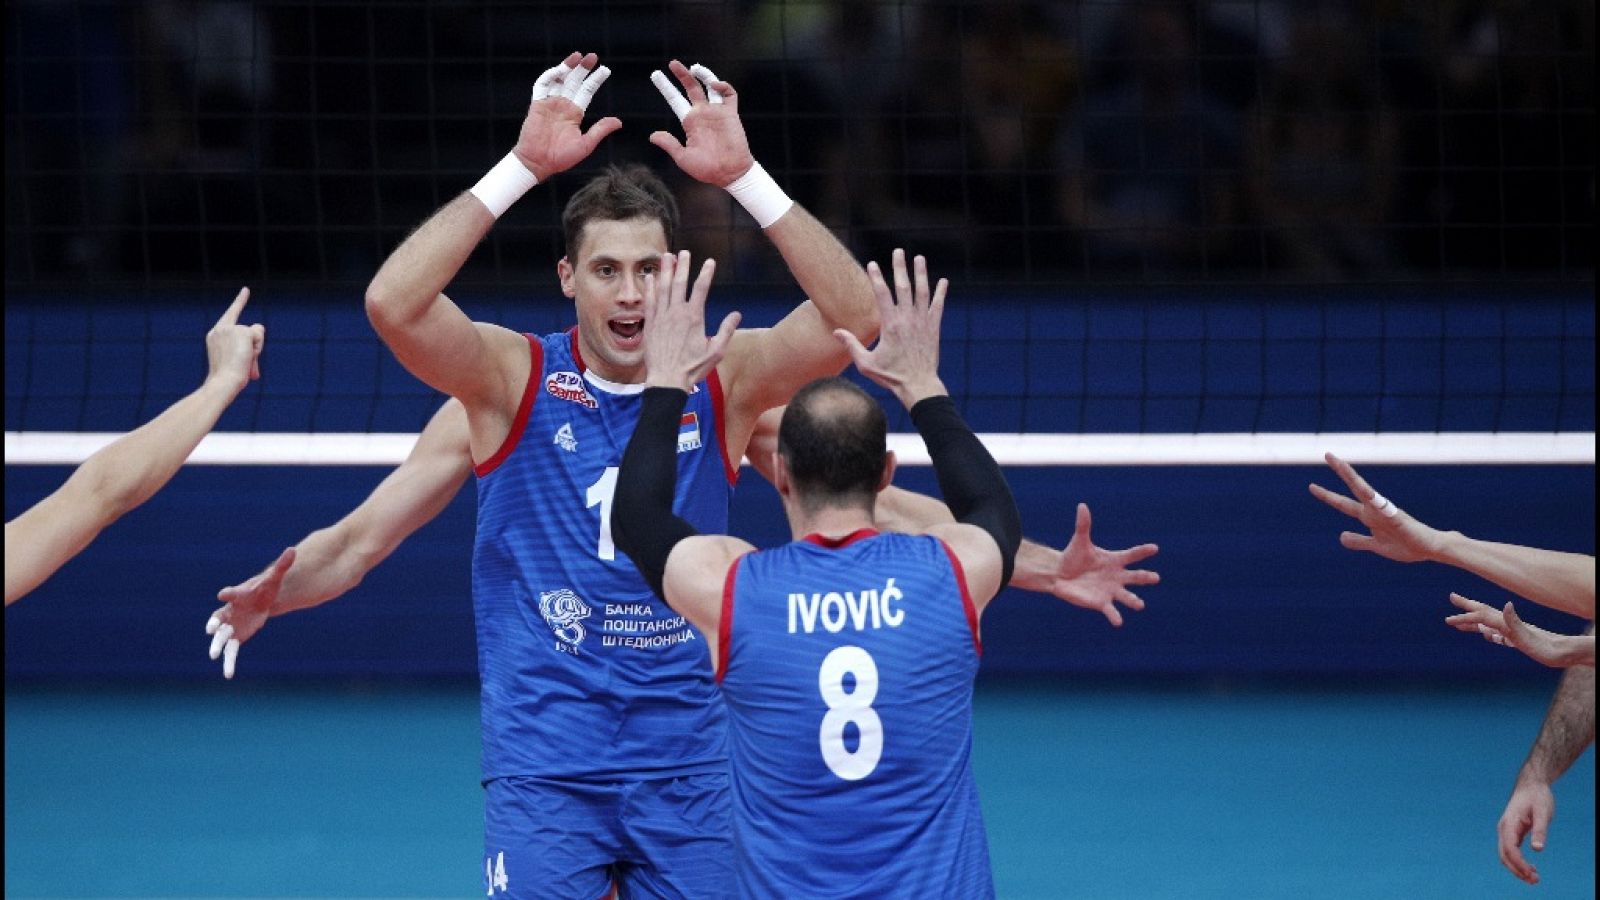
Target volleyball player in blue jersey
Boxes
[360,51,887,898]
[613,249,1020,898]
[207,52,1157,899]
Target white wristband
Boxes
[469,152,538,219]
[725,161,793,229]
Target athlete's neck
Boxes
[787,504,877,544]
[573,329,646,385]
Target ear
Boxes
[876,450,897,493]
[772,450,791,498]
[557,257,577,299]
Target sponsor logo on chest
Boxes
[539,588,593,655]
[545,370,597,409]
[553,422,578,452]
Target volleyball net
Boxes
[5,289,1592,467]
[5,1,1593,468]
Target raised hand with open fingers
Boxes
[836,249,948,408]
[641,250,740,393]
[513,51,622,182]
[648,59,754,187]
[1308,452,1447,563]
[206,547,296,679]
[1050,503,1161,627]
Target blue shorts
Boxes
[483,772,732,899]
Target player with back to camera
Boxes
[5,289,265,607]
[1311,452,1595,885]
[612,249,1019,897]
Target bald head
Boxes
[777,378,888,512]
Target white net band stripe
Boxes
[5,431,1594,467]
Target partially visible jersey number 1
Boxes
[818,645,883,781]
[586,466,618,560]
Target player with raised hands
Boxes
[612,248,1020,897]
[360,48,887,897]
[5,289,265,606]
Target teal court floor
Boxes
[6,679,1594,898]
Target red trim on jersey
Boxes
[802,528,880,549]
[715,555,747,684]
[472,334,542,478]
[938,538,984,657]
[708,367,738,485]
[568,326,585,373]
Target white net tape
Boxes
[6,431,1594,467]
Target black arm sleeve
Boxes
[612,387,701,601]
[909,394,1022,587]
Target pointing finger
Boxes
[217,287,251,327]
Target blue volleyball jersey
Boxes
[472,329,735,783]
[719,529,995,898]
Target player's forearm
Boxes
[1433,532,1596,619]
[910,395,1021,584]
[266,524,380,616]
[1009,541,1064,593]
[761,203,877,340]
[1517,635,1596,786]
[365,193,494,333]
[613,387,701,599]
[1555,634,1596,668]
[79,374,244,519]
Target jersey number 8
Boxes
[818,645,883,781]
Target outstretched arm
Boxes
[1444,593,1595,668]
[1311,452,1595,619]
[5,289,264,606]
[1495,638,1595,884]
[366,54,619,418]
[203,400,473,677]
[745,412,1158,626]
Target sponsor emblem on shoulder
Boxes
[553,422,577,453]
[539,588,593,654]
[677,412,702,453]
[546,371,598,409]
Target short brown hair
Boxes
[561,165,679,260]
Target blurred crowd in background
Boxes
[6,0,1594,290]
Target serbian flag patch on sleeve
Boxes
[677,413,703,453]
